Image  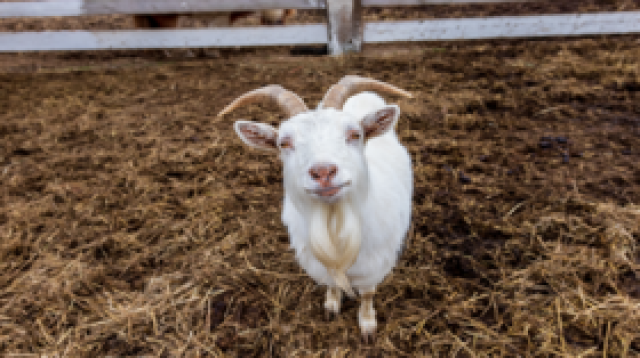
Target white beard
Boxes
[308,201,361,297]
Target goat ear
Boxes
[361,105,400,140]
[234,121,279,151]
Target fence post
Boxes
[326,0,363,55]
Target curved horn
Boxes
[217,85,308,118]
[320,75,413,110]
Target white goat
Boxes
[218,76,413,342]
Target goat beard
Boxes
[308,202,361,298]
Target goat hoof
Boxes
[359,316,377,344]
[324,310,336,321]
[361,332,376,345]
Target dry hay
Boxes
[0,1,639,357]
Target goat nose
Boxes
[309,163,338,183]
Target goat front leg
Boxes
[324,286,342,320]
[359,287,377,344]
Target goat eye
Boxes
[279,138,293,149]
[347,130,361,142]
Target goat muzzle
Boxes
[309,163,338,184]
[306,181,351,198]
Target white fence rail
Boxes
[365,12,640,42]
[2,12,639,52]
[0,0,639,55]
[0,25,328,51]
[0,0,533,18]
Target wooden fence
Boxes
[1,0,640,55]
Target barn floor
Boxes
[1,2,640,357]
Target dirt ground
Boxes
[0,1,639,357]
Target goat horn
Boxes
[217,85,308,118]
[320,75,413,110]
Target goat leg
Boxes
[358,287,377,344]
[324,286,342,320]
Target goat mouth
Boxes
[306,182,351,197]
